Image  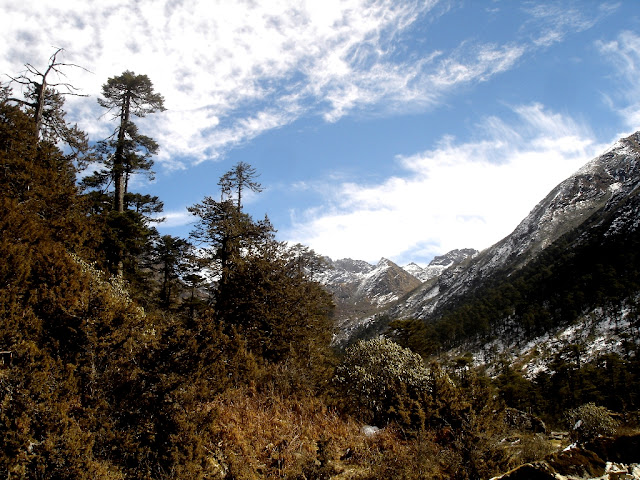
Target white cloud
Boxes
[154,209,194,229]
[285,104,604,265]
[429,43,525,88]
[596,31,640,129]
[523,2,618,47]
[1,0,535,167]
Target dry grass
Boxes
[200,385,572,479]
[203,386,442,479]
[205,386,356,478]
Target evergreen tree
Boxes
[188,191,274,313]
[95,71,165,213]
[189,163,334,364]
[179,252,209,322]
[83,71,166,277]
[150,234,191,310]
[218,160,263,211]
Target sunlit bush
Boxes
[334,337,431,425]
[566,402,618,443]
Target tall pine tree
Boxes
[96,71,165,213]
[189,163,334,364]
[83,71,166,277]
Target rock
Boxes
[586,434,640,464]
[546,446,606,478]
[493,445,605,479]
[493,435,640,480]
[505,408,547,434]
[492,462,557,480]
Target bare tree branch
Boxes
[6,48,92,142]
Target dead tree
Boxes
[6,47,89,148]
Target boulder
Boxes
[505,408,547,434]
[586,434,640,464]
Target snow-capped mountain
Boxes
[388,131,640,323]
[404,249,478,282]
[316,257,421,321]
[316,251,477,344]
[329,131,640,354]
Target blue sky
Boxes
[2,0,639,266]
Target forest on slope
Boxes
[389,157,640,424]
[1,53,638,479]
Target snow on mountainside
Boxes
[404,249,478,282]
[316,250,477,345]
[386,131,640,323]
[316,257,421,317]
[447,294,640,379]
[327,131,640,354]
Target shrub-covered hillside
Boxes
[1,62,639,479]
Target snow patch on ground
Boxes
[463,296,639,379]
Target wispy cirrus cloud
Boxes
[596,30,640,129]
[285,104,604,265]
[428,42,525,88]
[522,1,619,47]
[0,0,616,173]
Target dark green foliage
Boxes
[495,365,545,414]
[79,71,166,282]
[96,71,165,214]
[334,337,432,426]
[392,193,640,358]
[217,240,335,363]
[189,163,335,367]
[493,346,640,426]
[150,235,191,310]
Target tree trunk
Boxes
[33,81,46,140]
[113,96,131,276]
[113,95,130,214]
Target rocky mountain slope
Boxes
[326,131,640,354]
[316,250,477,344]
[392,132,640,322]
[315,257,421,339]
[404,248,478,282]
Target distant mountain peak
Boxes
[403,249,478,283]
[376,257,394,267]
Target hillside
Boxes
[2,72,639,480]
[317,132,640,438]
[317,250,477,345]
[329,132,640,358]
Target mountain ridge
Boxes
[320,132,640,358]
[387,132,640,323]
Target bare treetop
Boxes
[5,48,91,148]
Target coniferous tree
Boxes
[218,160,263,211]
[189,163,334,365]
[95,71,165,213]
[189,195,275,324]
[180,253,209,322]
[151,234,191,310]
[83,71,165,277]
